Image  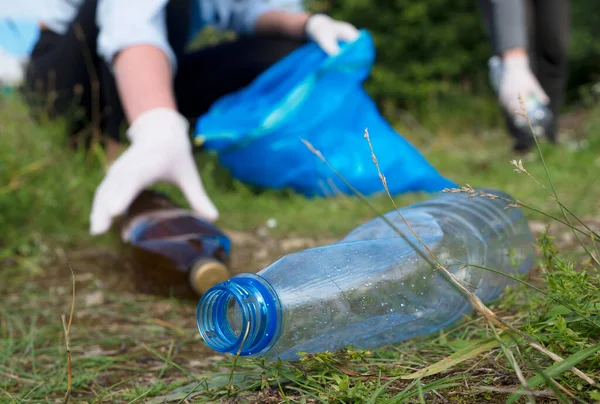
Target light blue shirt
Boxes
[40,0,304,72]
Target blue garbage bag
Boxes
[0,18,39,57]
[194,30,457,197]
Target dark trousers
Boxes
[22,0,304,146]
[478,0,570,148]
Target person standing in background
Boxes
[477,0,570,152]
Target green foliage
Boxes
[567,2,600,102]
[324,0,491,112]
[526,231,600,358]
[0,96,105,256]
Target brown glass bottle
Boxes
[119,189,232,300]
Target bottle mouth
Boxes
[197,273,281,357]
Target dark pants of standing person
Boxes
[477,0,570,151]
[21,0,305,148]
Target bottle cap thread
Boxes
[197,274,282,356]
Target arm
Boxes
[491,0,528,59]
[212,0,307,37]
[96,0,176,123]
[103,1,309,123]
[235,1,358,56]
[90,0,218,237]
[113,45,176,124]
[490,0,549,115]
[254,10,310,38]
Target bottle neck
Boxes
[196,273,282,356]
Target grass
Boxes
[1,91,600,403]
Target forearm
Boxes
[254,10,310,38]
[113,45,177,124]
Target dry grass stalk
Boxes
[515,95,600,267]
[362,129,595,386]
[443,185,598,242]
[63,266,76,403]
[302,131,595,388]
[477,386,555,398]
[503,343,536,403]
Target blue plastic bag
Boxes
[194,30,457,197]
[0,18,39,58]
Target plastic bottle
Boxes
[196,188,535,361]
[120,189,232,300]
[488,56,553,138]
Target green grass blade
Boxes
[286,386,328,403]
[365,376,405,404]
[380,379,419,404]
[401,336,509,380]
[463,262,600,329]
[139,343,202,383]
[126,387,154,404]
[417,379,426,404]
[507,342,600,404]
[384,376,463,403]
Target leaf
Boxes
[545,303,576,318]
[401,335,510,380]
[507,342,600,404]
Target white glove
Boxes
[89,108,219,235]
[305,14,359,56]
[500,54,549,116]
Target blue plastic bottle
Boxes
[488,56,554,138]
[197,189,535,361]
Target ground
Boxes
[1,95,600,403]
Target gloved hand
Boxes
[500,54,549,116]
[305,14,359,56]
[89,108,218,235]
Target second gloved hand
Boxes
[500,54,550,116]
[305,14,359,56]
[89,108,219,236]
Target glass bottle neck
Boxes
[196,273,282,357]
